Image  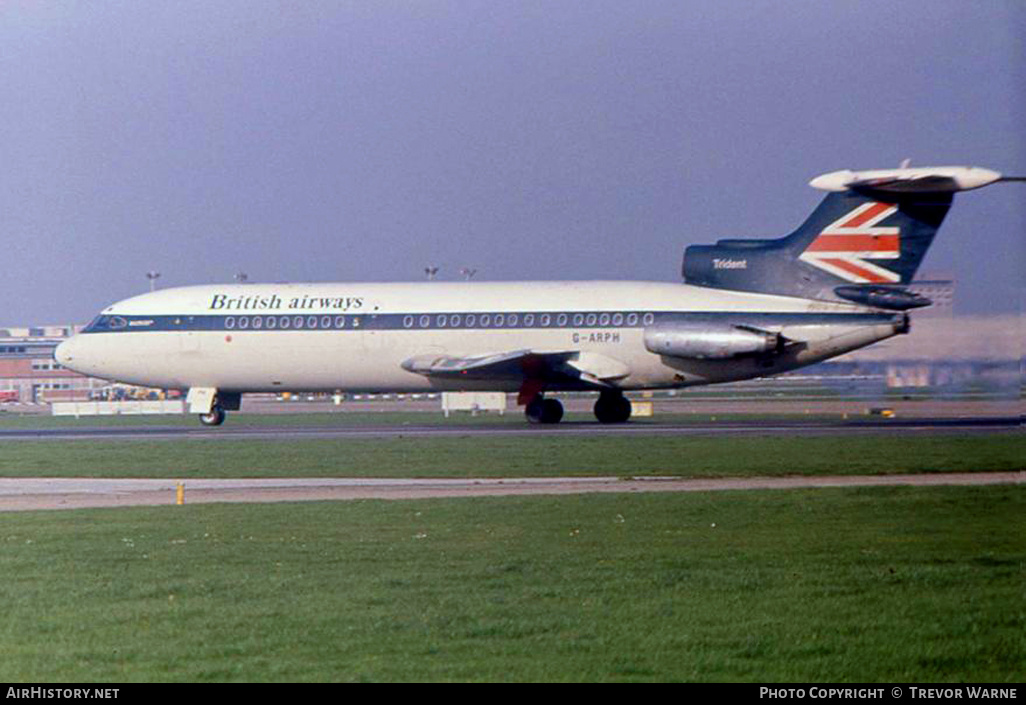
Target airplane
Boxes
[55,165,1016,426]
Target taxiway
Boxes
[0,472,1021,512]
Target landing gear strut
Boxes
[189,389,240,426]
[525,395,564,424]
[593,390,632,424]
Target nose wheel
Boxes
[199,405,226,426]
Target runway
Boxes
[0,472,1021,512]
[0,415,1019,441]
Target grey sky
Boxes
[1,1,1022,326]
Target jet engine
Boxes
[644,323,781,360]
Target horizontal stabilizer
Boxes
[809,166,1003,194]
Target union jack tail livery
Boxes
[798,201,902,284]
[680,167,973,306]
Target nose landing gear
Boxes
[199,405,226,426]
[188,388,240,426]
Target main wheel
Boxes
[199,406,226,426]
[594,393,631,424]
[525,397,564,424]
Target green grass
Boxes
[0,409,876,429]
[0,486,1022,681]
[0,431,1021,479]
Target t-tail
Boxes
[682,165,1010,310]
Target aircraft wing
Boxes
[401,349,630,398]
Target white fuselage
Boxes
[55,280,904,396]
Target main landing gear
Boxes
[525,395,564,424]
[523,390,633,425]
[593,390,632,424]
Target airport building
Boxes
[806,313,1020,394]
[0,325,103,404]
[808,280,1019,395]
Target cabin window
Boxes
[225,317,236,330]
[307,316,318,329]
[419,315,430,328]
[266,316,277,329]
[494,313,505,327]
[612,313,623,326]
[524,313,535,327]
[507,313,518,327]
[252,316,263,329]
[599,313,610,326]
[585,313,597,326]
[643,313,655,325]
[334,316,346,328]
[450,314,461,327]
[436,315,447,328]
[557,313,568,327]
[465,314,476,327]
[540,313,551,327]
[480,314,491,327]
[403,315,414,328]
[626,313,639,326]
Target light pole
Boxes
[146,271,161,292]
[460,267,477,280]
[234,272,249,284]
[424,266,439,281]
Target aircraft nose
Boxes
[54,338,73,367]
[54,336,87,373]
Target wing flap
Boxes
[401,349,630,389]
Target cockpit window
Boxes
[83,315,107,332]
[83,315,127,332]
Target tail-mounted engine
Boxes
[644,322,782,360]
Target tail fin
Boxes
[682,166,1003,307]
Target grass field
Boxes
[0,486,1022,682]
[0,408,891,429]
[0,429,1021,479]
[1,413,1021,681]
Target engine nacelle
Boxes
[644,323,780,360]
